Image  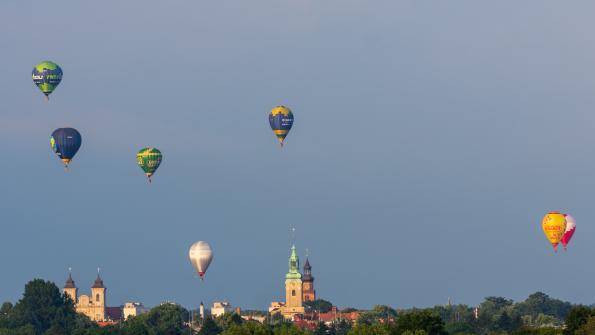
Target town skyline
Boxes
[3,0,595,313]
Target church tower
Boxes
[282,244,305,319]
[302,258,316,302]
[63,271,77,303]
[90,273,106,321]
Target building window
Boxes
[292,290,296,296]
[96,294,100,302]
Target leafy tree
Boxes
[221,321,271,335]
[564,306,594,335]
[199,317,222,335]
[401,331,428,335]
[0,325,35,335]
[495,311,512,332]
[330,319,351,335]
[355,305,397,325]
[216,313,243,330]
[392,310,447,335]
[356,313,376,326]
[575,316,595,335]
[0,303,13,329]
[141,303,189,335]
[373,305,398,319]
[270,322,311,335]
[312,322,329,335]
[483,297,513,311]
[0,303,12,316]
[511,327,562,335]
[123,314,151,335]
[431,305,474,325]
[305,300,333,313]
[444,320,474,334]
[8,279,83,334]
[513,292,572,324]
[268,313,285,326]
[347,323,389,335]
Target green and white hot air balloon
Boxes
[32,61,62,100]
[136,147,162,183]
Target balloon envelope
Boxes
[136,148,162,182]
[269,106,294,146]
[542,212,567,252]
[51,128,82,167]
[561,214,576,250]
[32,61,62,98]
[189,241,213,280]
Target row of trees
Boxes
[3,279,595,335]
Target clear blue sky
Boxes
[2,1,595,311]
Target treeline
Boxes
[3,279,595,335]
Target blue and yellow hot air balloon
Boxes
[268,106,294,147]
[51,128,82,169]
[32,61,63,100]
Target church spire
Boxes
[286,244,302,279]
[303,257,313,281]
[64,268,76,289]
[92,269,105,288]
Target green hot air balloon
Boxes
[137,148,162,183]
[32,61,63,100]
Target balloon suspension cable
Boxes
[148,176,152,183]
[44,95,49,102]
[280,142,284,148]
[64,164,69,172]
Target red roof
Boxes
[97,321,119,327]
[319,311,360,322]
[293,320,317,331]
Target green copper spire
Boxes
[286,244,302,280]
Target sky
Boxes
[2,0,595,311]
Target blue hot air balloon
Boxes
[50,128,82,168]
[268,106,294,147]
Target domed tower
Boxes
[283,244,305,318]
[302,258,316,302]
[63,271,78,303]
[90,272,106,321]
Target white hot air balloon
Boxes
[189,241,213,280]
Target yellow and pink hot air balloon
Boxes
[542,212,567,252]
[561,214,576,251]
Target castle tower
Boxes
[302,258,316,302]
[90,272,106,321]
[63,271,77,303]
[282,244,305,319]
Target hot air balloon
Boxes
[542,212,567,252]
[561,214,576,251]
[189,241,213,280]
[51,128,82,169]
[269,106,294,147]
[136,148,162,183]
[32,61,62,100]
